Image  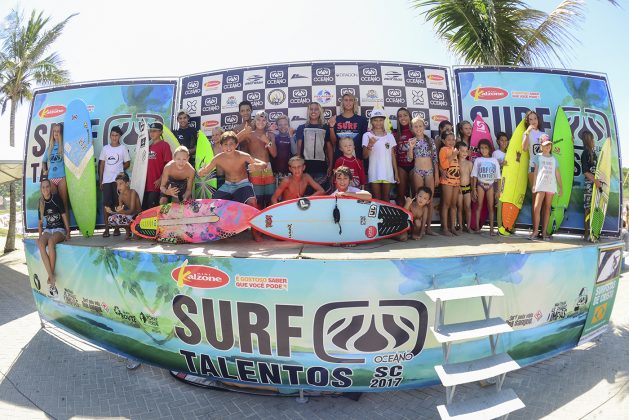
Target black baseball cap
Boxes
[149,122,163,130]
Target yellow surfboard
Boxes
[498,119,529,235]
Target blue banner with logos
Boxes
[454,67,621,234]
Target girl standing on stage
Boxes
[41,123,70,215]
[439,132,460,236]
[362,109,399,202]
[407,116,439,235]
[471,139,501,236]
[434,120,453,150]
[394,107,415,206]
[530,135,563,240]
[37,178,70,298]
[581,130,600,241]
[456,120,472,147]
[521,110,544,188]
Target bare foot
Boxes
[412,235,421,240]
[425,229,438,236]
[464,227,472,233]
[442,230,453,237]
[451,229,460,236]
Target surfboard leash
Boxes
[333,196,342,235]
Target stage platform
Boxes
[22,229,624,394]
[43,228,607,260]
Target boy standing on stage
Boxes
[172,110,198,166]
[99,125,130,237]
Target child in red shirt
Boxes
[144,122,172,209]
[333,137,367,189]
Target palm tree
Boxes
[411,0,619,66]
[0,9,75,253]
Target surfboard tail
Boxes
[500,202,520,231]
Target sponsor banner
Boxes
[24,239,617,392]
[22,80,177,231]
[454,67,621,234]
[180,61,452,134]
[579,244,623,344]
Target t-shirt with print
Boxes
[532,154,559,193]
[146,140,173,192]
[492,149,506,164]
[394,124,415,169]
[334,156,367,188]
[332,114,368,160]
[39,193,65,230]
[42,143,65,179]
[524,129,544,168]
[173,126,198,164]
[362,132,396,183]
[99,144,131,184]
[471,157,502,185]
[296,124,331,174]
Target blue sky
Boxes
[1,0,626,165]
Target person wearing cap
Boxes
[362,109,399,202]
[99,125,131,237]
[172,110,198,166]
[244,110,277,208]
[144,122,173,210]
[105,172,140,239]
[530,134,563,241]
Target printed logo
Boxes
[470,87,509,100]
[171,260,230,289]
[408,70,422,78]
[431,91,445,101]
[323,108,333,119]
[268,111,284,121]
[184,99,198,114]
[248,75,263,83]
[368,204,377,218]
[365,226,377,238]
[313,299,428,363]
[204,80,220,89]
[431,114,449,122]
[293,88,308,98]
[202,120,220,128]
[427,74,444,81]
[314,89,333,104]
[187,81,199,89]
[226,75,239,84]
[316,68,331,77]
[267,89,287,106]
[204,97,218,106]
[38,105,67,118]
[384,71,403,82]
[225,115,238,124]
[362,67,377,76]
[291,115,306,122]
[411,110,426,120]
[340,87,356,96]
[223,73,243,91]
[225,95,238,108]
[270,70,285,79]
[246,91,261,101]
[291,73,308,79]
[366,89,378,99]
[388,88,402,98]
[411,90,425,106]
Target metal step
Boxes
[430,318,512,344]
[425,284,504,302]
[436,388,525,419]
[435,353,520,387]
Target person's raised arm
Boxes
[237,122,253,144]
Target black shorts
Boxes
[213,180,256,204]
[102,182,119,208]
[142,191,160,210]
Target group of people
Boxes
[36,93,603,296]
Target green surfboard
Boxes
[547,107,575,235]
[589,138,612,241]
[63,99,96,237]
[193,131,217,199]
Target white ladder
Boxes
[426,282,525,419]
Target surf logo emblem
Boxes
[313,299,428,363]
[171,260,230,289]
[470,86,508,101]
[411,90,425,106]
[267,89,287,105]
[185,100,197,114]
[340,87,356,96]
[362,67,377,76]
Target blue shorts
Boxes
[213,179,256,204]
[43,228,66,235]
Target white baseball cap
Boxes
[369,109,386,120]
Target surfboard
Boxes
[193,131,217,199]
[589,137,612,241]
[63,99,97,237]
[249,196,412,245]
[469,114,492,231]
[130,119,149,205]
[546,107,575,236]
[131,199,259,244]
[497,118,528,236]
[162,125,181,156]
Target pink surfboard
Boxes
[469,114,493,231]
[132,199,259,244]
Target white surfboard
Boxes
[130,119,149,204]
